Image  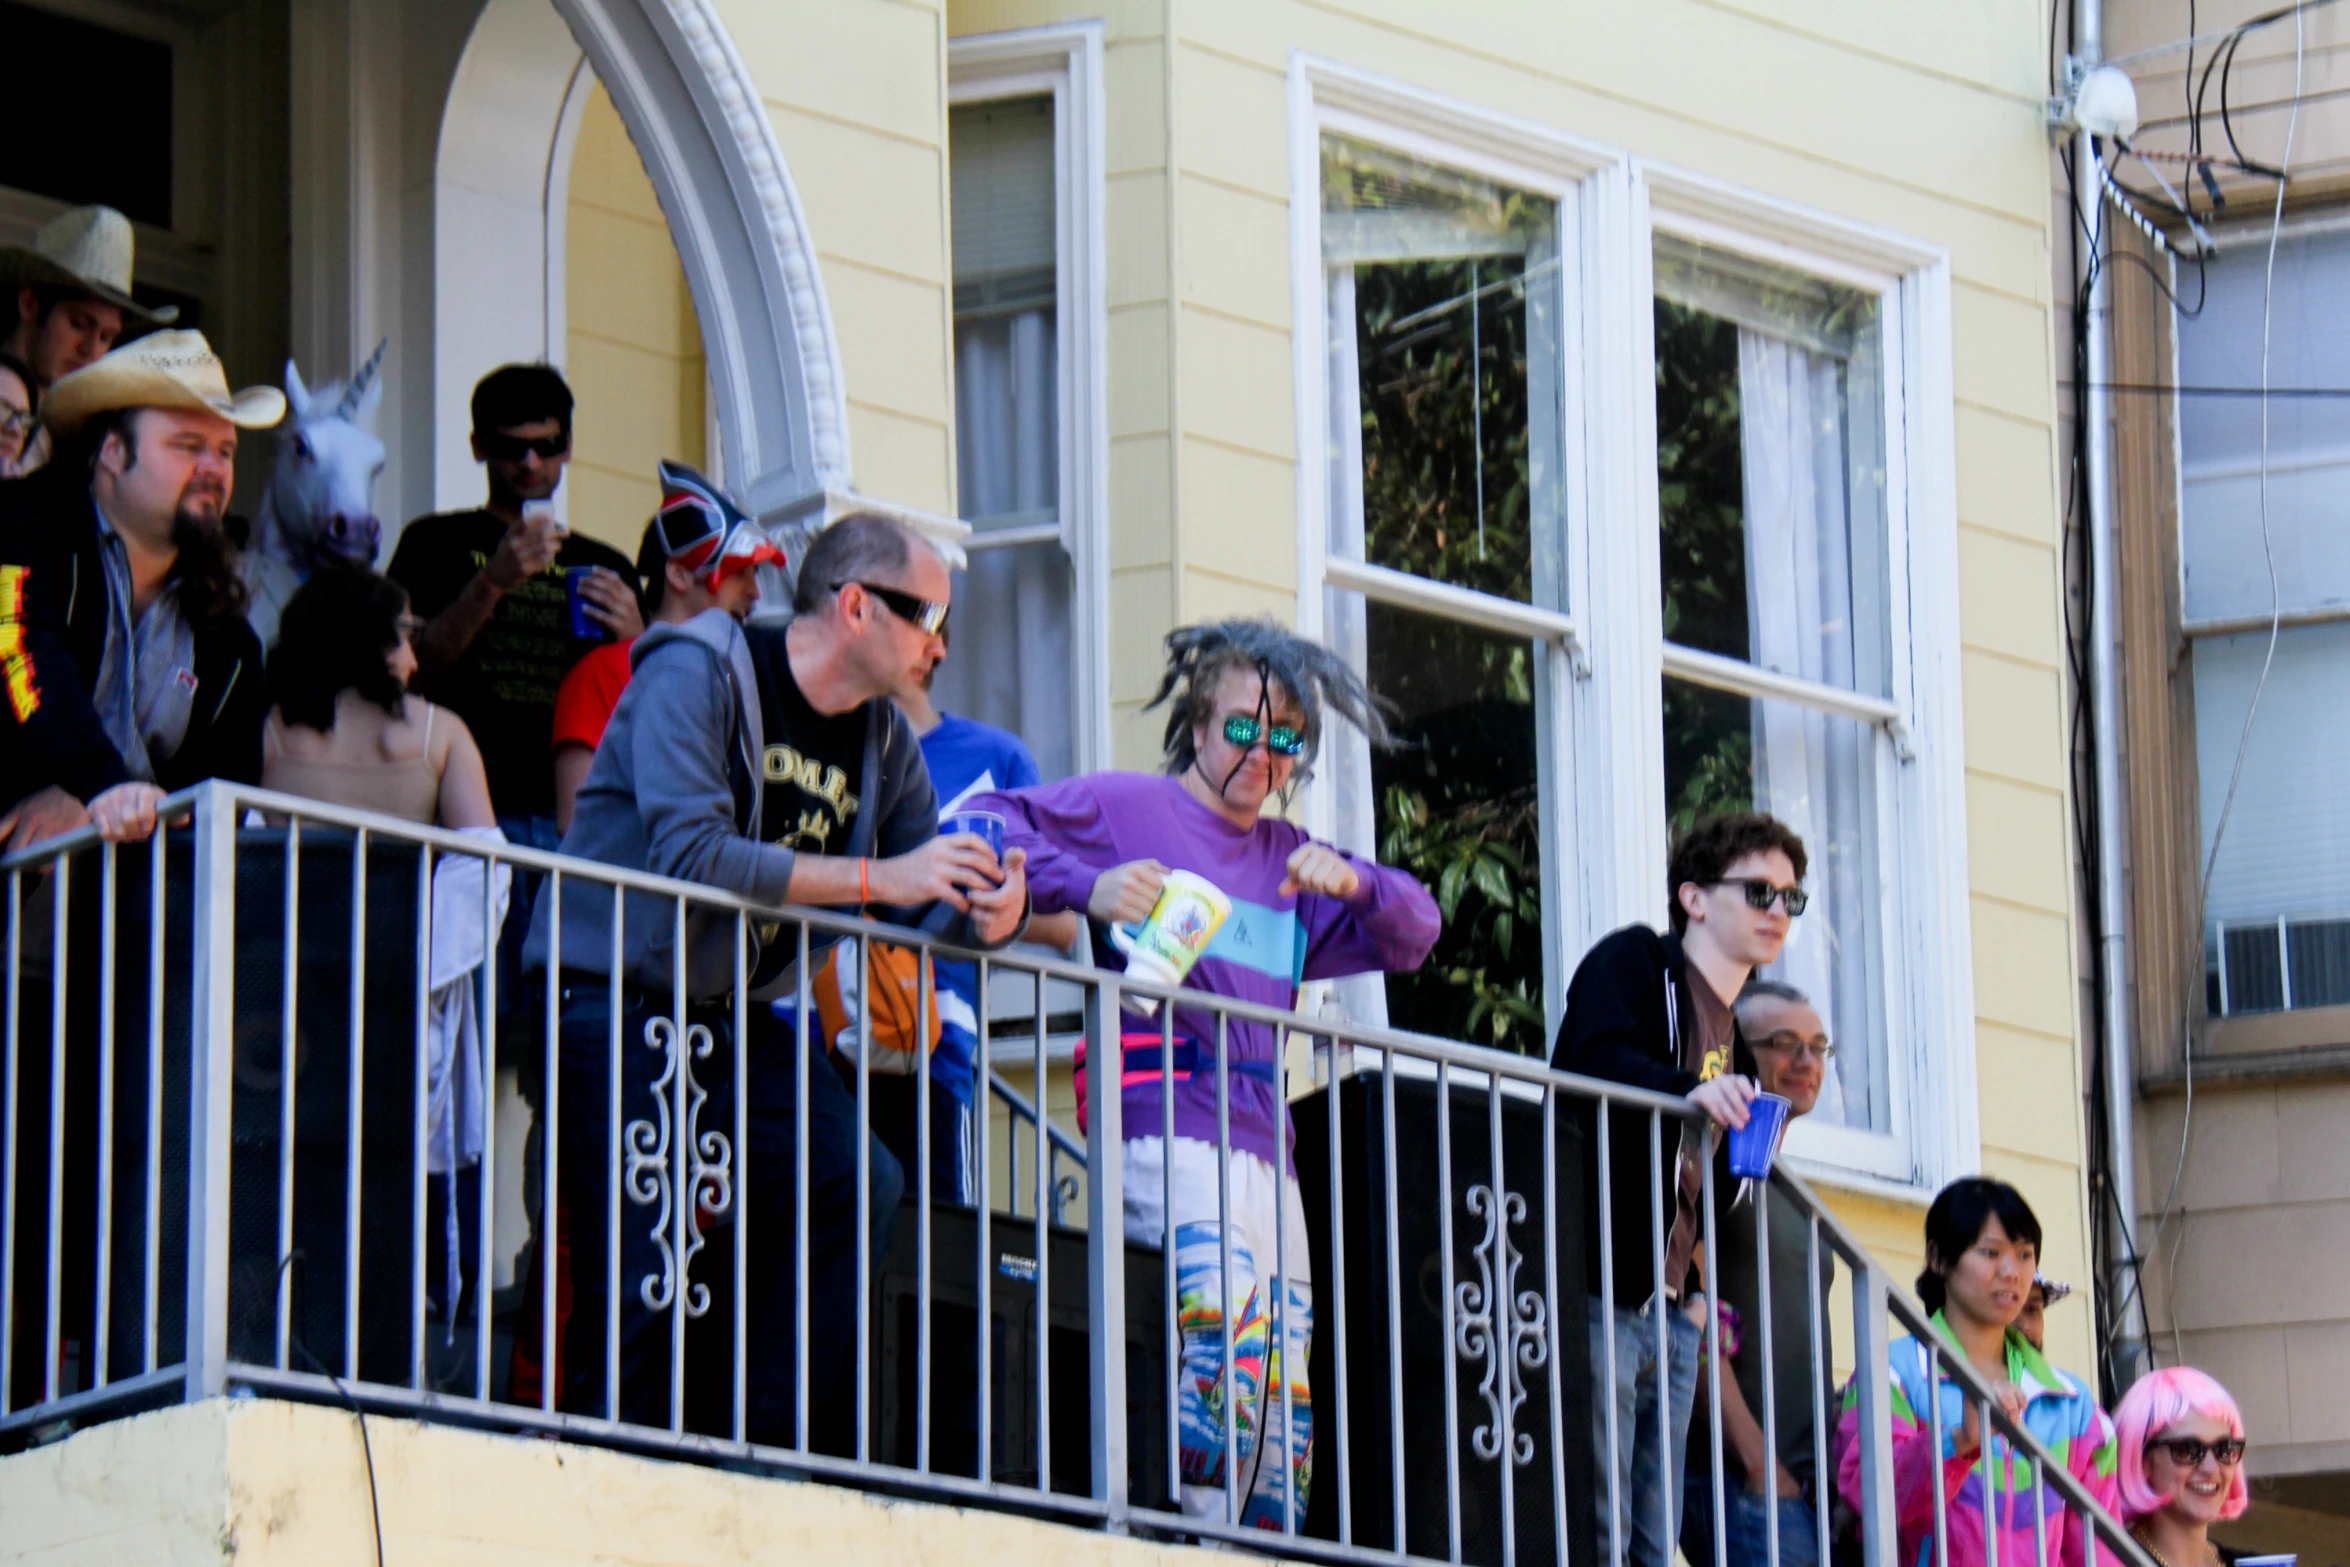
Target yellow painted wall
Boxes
[564,81,707,555]
[716,0,960,519]
[946,0,2095,1375]
[0,1397,1208,1566]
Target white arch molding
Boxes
[435,0,862,529]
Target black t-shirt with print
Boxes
[755,640,868,859]
[386,508,633,820]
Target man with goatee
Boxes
[0,329,283,848]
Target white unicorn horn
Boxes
[335,339,389,421]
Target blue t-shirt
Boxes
[920,714,1043,1103]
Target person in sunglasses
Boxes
[1833,1177,2118,1567]
[975,617,1440,1532]
[2114,1368,2250,1567]
[1680,978,1840,1567]
[1553,811,1808,1567]
[386,364,644,854]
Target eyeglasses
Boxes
[839,580,949,636]
[1753,1032,1837,1062]
[2144,1437,2245,1469]
[478,430,569,462]
[1224,714,1306,756]
[393,613,425,643]
[1713,879,1809,916]
[0,403,32,439]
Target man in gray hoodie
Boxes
[527,481,1027,1449]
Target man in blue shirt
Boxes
[889,642,1081,1202]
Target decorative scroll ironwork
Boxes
[1455,1182,1550,1466]
[624,1015,733,1317]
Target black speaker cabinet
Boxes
[871,1198,1171,1506]
[1292,1065,1597,1567]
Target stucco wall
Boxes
[0,1398,1210,1565]
[565,80,708,554]
[945,0,2091,1376]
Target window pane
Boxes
[1654,236,1889,697]
[1357,600,1545,1055]
[1664,677,1888,1133]
[947,93,1069,777]
[1323,135,1563,607]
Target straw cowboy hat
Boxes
[43,330,285,438]
[0,205,177,324]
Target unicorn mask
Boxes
[654,459,786,588]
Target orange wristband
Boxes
[859,856,870,905]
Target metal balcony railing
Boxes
[0,781,2148,1567]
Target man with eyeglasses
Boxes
[1680,978,1839,1567]
[528,505,1028,1452]
[1553,810,1809,1567]
[387,363,644,858]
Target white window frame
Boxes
[1289,56,1977,1197]
[947,23,1114,774]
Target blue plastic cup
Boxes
[1727,1090,1793,1181]
[944,809,1005,859]
[566,566,600,640]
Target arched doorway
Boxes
[434,0,849,539]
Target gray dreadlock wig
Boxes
[1146,617,1393,788]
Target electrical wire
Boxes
[276,1248,388,1567]
[2135,0,2307,1368]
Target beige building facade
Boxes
[0,0,2114,1555]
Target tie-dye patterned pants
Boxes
[1123,1134,1315,1532]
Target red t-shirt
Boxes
[550,637,635,754]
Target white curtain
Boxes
[934,306,1075,782]
[1738,330,1881,1131]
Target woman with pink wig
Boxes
[2112,1368,2250,1567]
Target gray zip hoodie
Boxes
[522,608,997,999]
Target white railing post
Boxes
[1084,971,1128,1522]
[1850,1255,1900,1567]
[183,782,238,1403]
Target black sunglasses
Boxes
[478,430,569,462]
[1224,714,1306,756]
[2144,1437,2245,1468]
[838,580,949,635]
[1712,878,1809,916]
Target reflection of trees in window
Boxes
[1656,298,1755,831]
[1350,253,1544,1053]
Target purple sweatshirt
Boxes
[976,772,1441,1170]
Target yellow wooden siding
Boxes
[563,82,705,555]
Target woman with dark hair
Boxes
[0,350,36,477]
[262,567,493,828]
[975,617,1440,1532]
[1833,1177,2119,1567]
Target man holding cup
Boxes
[1552,811,1808,1567]
[979,618,1440,1532]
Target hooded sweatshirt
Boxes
[1834,1315,2120,1567]
[524,610,994,999]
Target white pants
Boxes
[1123,1134,1315,1532]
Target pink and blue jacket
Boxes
[1834,1315,2120,1567]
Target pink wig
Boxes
[2113,1367,2250,1524]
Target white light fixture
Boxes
[2061,63,2140,140]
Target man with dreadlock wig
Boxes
[974,617,1439,1532]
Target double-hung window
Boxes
[943,28,1110,782]
[1297,61,1969,1191]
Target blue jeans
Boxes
[1684,1479,1823,1567]
[1590,1300,1702,1567]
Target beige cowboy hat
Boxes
[0,205,177,324]
[43,330,285,438]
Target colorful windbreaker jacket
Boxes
[1834,1314,2119,1567]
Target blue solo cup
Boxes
[944,809,1006,859]
[566,566,600,640]
[1726,1091,1793,1181]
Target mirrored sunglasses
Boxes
[1224,714,1306,756]
[841,580,949,636]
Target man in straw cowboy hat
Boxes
[0,205,178,475]
[0,329,281,850]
